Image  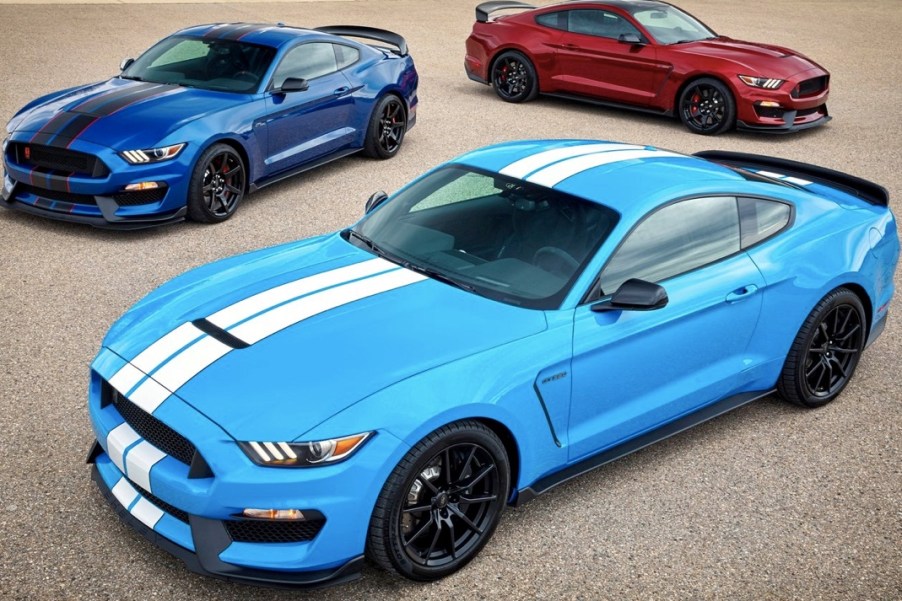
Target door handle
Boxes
[725,284,759,303]
[561,43,578,50]
[333,86,351,95]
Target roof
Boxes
[452,139,752,220]
[544,0,669,11]
[174,23,325,48]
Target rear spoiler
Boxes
[694,150,889,207]
[315,25,407,56]
[476,1,535,22]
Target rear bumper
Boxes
[89,458,364,589]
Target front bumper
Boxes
[734,69,831,134]
[86,348,402,586]
[89,455,364,589]
[2,135,194,228]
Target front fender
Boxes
[302,329,571,495]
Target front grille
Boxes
[11,143,109,177]
[792,76,828,98]
[108,385,196,466]
[17,184,97,205]
[224,518,327,543]
[113,187,167,206]
[141,488,190,523]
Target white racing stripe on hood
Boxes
[130,322,206,375]
[108,264,426,413]
[527,149,684,188]
[229,267,428,345]
[207,257,398,330]
[499,143,643,179]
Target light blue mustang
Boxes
[87,140,898,587]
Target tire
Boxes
[363,95,407,159]
[367,420,510,581]
[186,143,246,223]
[677,77,736,135]
[491,51,539,103]
[777,287,866,408]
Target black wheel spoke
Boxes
[806,360,825,379]
[449,505,484,535]
[423,523,442,560]
[837,324,860,342]
[404,515,435,548]
[829,357,847,379]
[459,493,497,504]
[403,504,432,515]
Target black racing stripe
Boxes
[72,81,156,114]
[29,112,72,145]
[79,84,172,117]
[220,24,265,41]
[43,172,71,193]
[203,23,239,39]
[44,113,98,148]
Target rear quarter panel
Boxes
[742,191,897,388]
[466,16,563,92]
[343,50,418,148]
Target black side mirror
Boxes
[591,278,668,312]
[618,33,643,45]
[120,58,135,71]
[365,191,388,213]
[278,78,309,93]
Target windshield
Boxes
[629,5,716,44]
[122,36,276,93]
[347,166,619,309]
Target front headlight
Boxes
[120,143,186,165]
[240,432,373,467]
[738,75,785,89]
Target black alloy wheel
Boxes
[778,287,866,408]
[367,421,510,581]
[187,143,245,223]
[491,51,538,103]
[678,77,735,135]
[364,95,407,159]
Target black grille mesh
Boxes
[111,388,196,466]
[140,488,190,523]
[224,518,326,543]
[113,187,167,206]
[17,184,97,205]
[792,76,827,98]
[13,143,108,176]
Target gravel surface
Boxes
[0,1,899,600]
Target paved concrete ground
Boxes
[0,1,900,599]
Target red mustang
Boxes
[465,0,830,135]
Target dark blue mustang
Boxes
[1,23,418,228]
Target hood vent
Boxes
[191,318,250,350]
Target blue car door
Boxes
[262,42,357,176]
[566,196,766,462]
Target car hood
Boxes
[105,234,548,441]
[676,37,824,78]
[10,78,248,149]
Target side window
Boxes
[739,197,791,247]
[600,196,740,293]
[334,44,359,70]
[535,11,568,31]
[271,43,338,88]
[568,9,642,40]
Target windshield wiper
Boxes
[120,75,143,81]
[404,263,476,293]
[344,229,475,293]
